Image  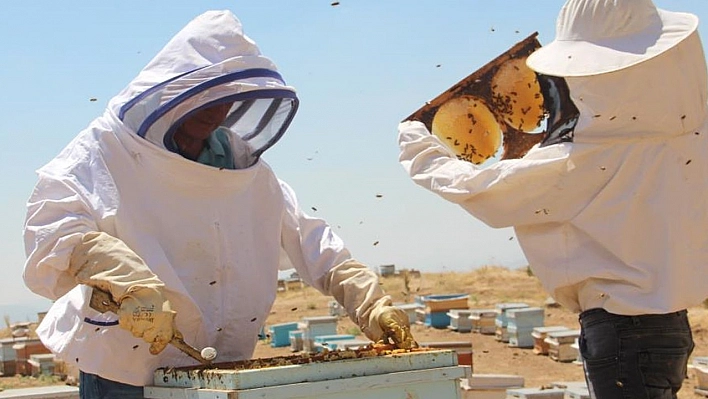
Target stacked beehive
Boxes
[506,307,544,348]
[268,322,300,348]
[415,294,469,329]
[299,316,339,353]
[506,387,566,398]
[469,308,497,335]
[447,309,474,333]
[691,356,708,396]
[494,303,529,342]
[545,329,581,362]
[531,326,569,355]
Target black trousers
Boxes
[579,308,694,399]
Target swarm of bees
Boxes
[408,34,548,166]
[431,56,545,165]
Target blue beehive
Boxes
[494,302,529,342]
[268,322,299,348]
[417,293,469,329]
[495,303,530,328]
[507,307,545,347]
[425,311,452,329]
[313,334,357,352]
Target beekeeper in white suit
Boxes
[399,0,705,397]
[23,10,414,397]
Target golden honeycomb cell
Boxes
[490,57,545,132]
[432,95,502,165]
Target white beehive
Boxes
[469,309,497,335]
[289,330,303,352]
[564,385,590,399]
[545,329,581,362]
[507,307,544,348]
[531,326,569,355]
[419,341,474,368]
[299,316,338,353]
[448,309,474,332]
[148,349,470,399]
[415,308,427,325]
[459,374,524,399]
[506,387,565,398]
[571,338,582,365]
[691,356,708,392]
[495,303,529,342]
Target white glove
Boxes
[322,259,418,349]
[69,232,177,354]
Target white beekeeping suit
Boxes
[398,2,708,316]
[24,10,412,387]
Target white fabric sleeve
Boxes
[320,259,392,340]
[398,120,598,228]
[278,180,352,291]
[23,175,102,301]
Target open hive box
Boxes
[147,345,470,399]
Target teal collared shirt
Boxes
[174,128,235,169]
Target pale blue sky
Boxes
[1,1,706,313]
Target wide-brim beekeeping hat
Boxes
[526,0,699,77]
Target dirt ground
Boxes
[253,267,708,399]
[2,266,706,398]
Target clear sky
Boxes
[1,1,706,313]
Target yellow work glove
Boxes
[370,302,418,349]
[69,232,177,354]
[322,259,418,349]
[118,287,176,354]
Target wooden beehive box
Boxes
[268,322,299,348]
[425,310,454,329]
[322,339,373,351]
[459,373,524,399]
[564,385,590,399]
[691,356,708,392]
[531,326,569,355]
[506,387,565,398]
[299,316,338,353]
[149,349,469,399]
[419,341,474,369]
[0,385,80,398]
[313,334,356,352]
[495,303,529,342]
[508,325,536,349]
[423,294,469,312]
[545,329,580,362]
[507,307,544,329]
[469,309,497,335]
[289,330,303,352]
[448,309,474,332]
[507,307,544,348]
[415,308,427,325]
[571,338,582,365]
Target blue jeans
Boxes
[80,371,144,399]
[578,308,694,399]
